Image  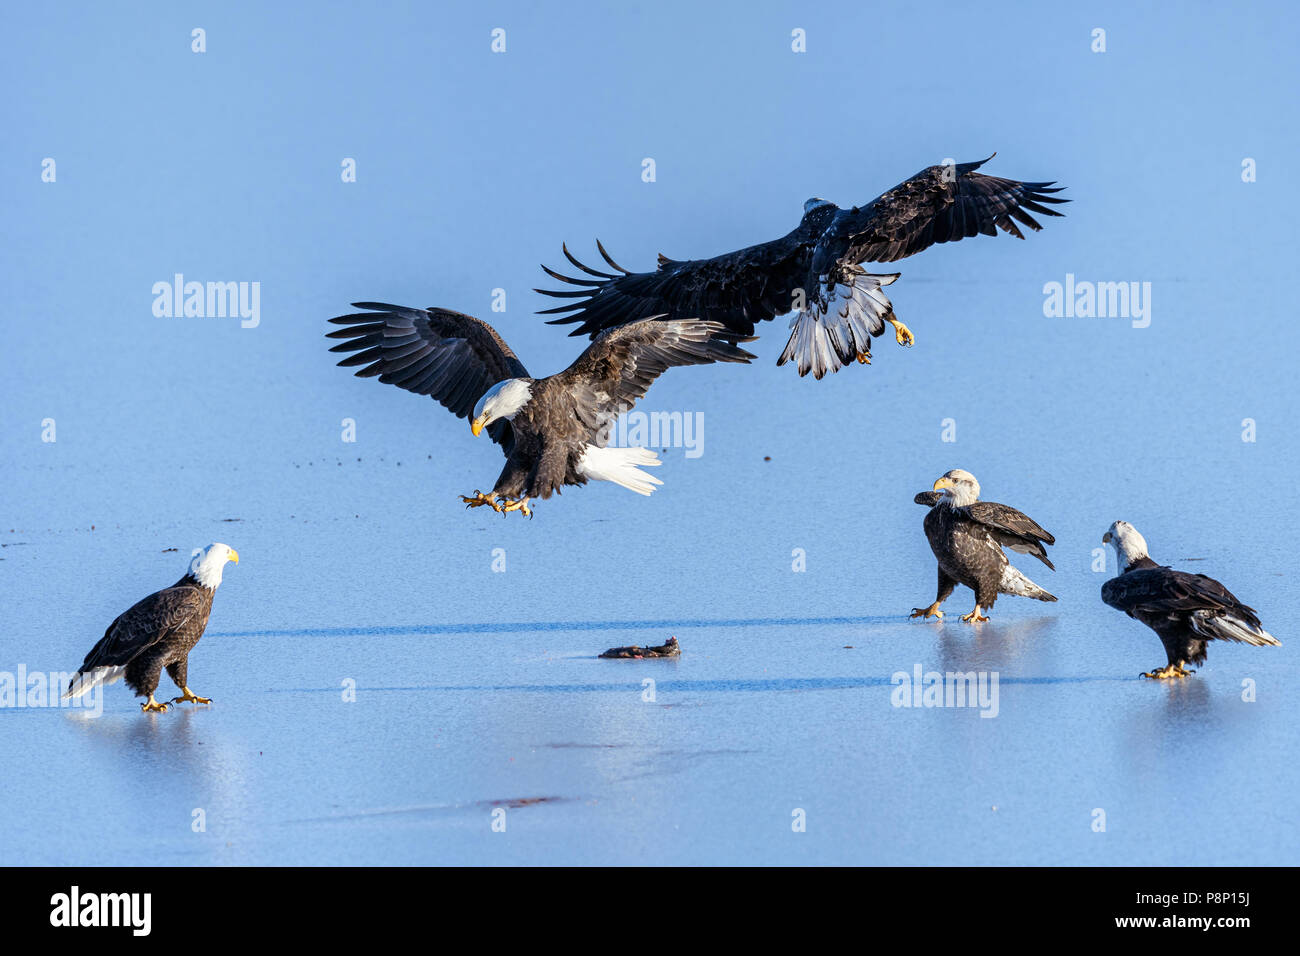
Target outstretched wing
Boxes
[327,303,529,444]
[536,204,836,341]
[554,317,754,436]
[963,501,1056,569]
[79,585,207,672]
[813,155,1068,271]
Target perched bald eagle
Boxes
[1102,521,1280,679]
[64,544,238,713]
[911,469,1056,623]
[538,155,1067,378]
[327,303,754,517]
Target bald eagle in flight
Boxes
[537,155,1067,379]
[64,544,238,713]
[911,470,1056,623]
[1102,521,1280,679]
[327,304,754,517]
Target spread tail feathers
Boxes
[63,665,125,700]
[777,270,899,379]
[577,445,664,496]
[999,565,1057,602]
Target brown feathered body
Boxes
[67,575,215,700]
[917,494,1057,610]
[1102,557,1280,669]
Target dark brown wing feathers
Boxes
[829,156,1069,265]
[962,501,1056,569]
[327,303,530,424]
[1103,568,1261,626]
[536,206,835,340]
[558,317,755,419]
[78,584,207,672]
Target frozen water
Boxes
[1,2,1297,864]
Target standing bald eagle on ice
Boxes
[537,155,1067,378]
[327,303,753,517]
[911,470,1056,623]
[1102,521,1280,679]
[64,544,238,713]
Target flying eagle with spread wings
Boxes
[537,155,1067,379]
[327,304,753,517]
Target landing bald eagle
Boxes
[911,470,1056,623]
[538,155,1067,378]
[1102,521,1280,679]
[64,543,238,712]
[327,304,754,517]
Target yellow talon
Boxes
[1140,665,1192,680]
[501,497,533,519]
[172,687,212,705]
[460,490,503,513]
[856,352,871,365]
[909,602,944,620]
[888,317,914,347]
[141,695,169,713]
[960,607,989,623]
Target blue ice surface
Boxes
[1,1,1297,865]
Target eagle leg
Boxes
[460,490,503,513]
[172,686,212,705]
[959,606,989,623]
[887,317,915,347]
[1140,664,1193,680]
[141,695,169,713]
[909,602,944,621]
[501,497,533,519]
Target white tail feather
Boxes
[1190,611,1280,647]
[62,665,125,700]
[998,565,1057,602]
[778,270,899,379]
[578,445,664,496]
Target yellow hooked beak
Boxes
[228,549,239,564]
[932,477,955,492]
[471,415,487,437]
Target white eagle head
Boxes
[932,469,980,507]
[1102,520,1149,571]
[470,379,533,437]
[190,542,239,589]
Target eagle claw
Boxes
[959,609,989,623]
[888,317,914,347]
[460,490,503,513]
[910,603,944,620]
[1140,665,1192,680]
[172,688,212,705]
[141,697,169,713]
[500,497,533,519]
